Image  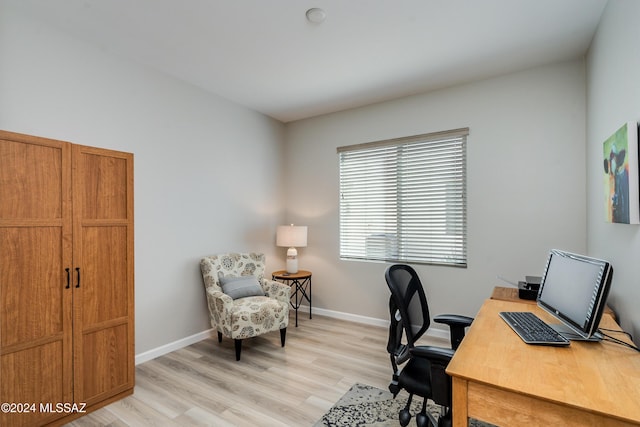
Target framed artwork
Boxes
[603,121,639,224]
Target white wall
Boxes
[1,2,603,355]
[0,5,286,355]
[587,0,640,339]
[285,60,588,327]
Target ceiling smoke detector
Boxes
[306,8,326,24]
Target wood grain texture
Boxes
[65,314,447,427]
[1,131,73,427]
[72,144,135,408]
[1,131,134,427]
[490,286,617,320]
[447,298,640,426]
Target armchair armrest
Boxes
[261,278,291,305]
[434,314,473,350]
[206,288,233,307]
[205,288,234,331]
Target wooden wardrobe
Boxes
[0,130,134,426]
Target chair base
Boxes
[438,410,452,427]
[389,379,401,397]
[397,393,441,427]
[219,327,287,361]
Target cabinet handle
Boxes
[75,267,81,288]
[65,268,70,289]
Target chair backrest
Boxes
[385,264,431,359]
[200,252,266,293]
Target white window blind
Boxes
[338,128,468,267]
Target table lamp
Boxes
[276,224,307,274]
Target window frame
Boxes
[337,127,468,268]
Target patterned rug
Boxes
[313,383,494,427]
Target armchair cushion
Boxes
[219,274,265,299]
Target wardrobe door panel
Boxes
[72,145,134,406]
[0,342,69,427]
[0,227,65,347]
[0,137,63,219]
[80,324,130,400]
[76,152,128,220]
[80,226,128,325]
[0,132,73,427]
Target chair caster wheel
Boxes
[438,412,452,427]
[416,412,429,427]
[399,408,412,426]
[389,382,400,397]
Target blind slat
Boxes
[339,130,467,267]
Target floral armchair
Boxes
[200,252,290,360]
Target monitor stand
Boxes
[549,323,602,342]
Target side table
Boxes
[271,270,312,327]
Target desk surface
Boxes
[490,285,617,320]
[446,298,640,426]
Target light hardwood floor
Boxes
[65,312,446,427]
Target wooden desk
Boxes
[446,298,640,426]
[491,285,617,321]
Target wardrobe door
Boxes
[0,132,73,427]
[72,144,134,406]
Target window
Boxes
[338,128,468,267]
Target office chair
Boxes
[385,264,473,427]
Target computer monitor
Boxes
[537,249,613,340]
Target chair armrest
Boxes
[410,345,454,365]
[261,278,291,304]
[206,288,233,306]
[434,314,473,350]
[205,288,234,328]
[433,314,473,328]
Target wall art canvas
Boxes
[603,121,639,224]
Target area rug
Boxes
[313,383,494,427]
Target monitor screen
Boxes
[537,249,613,339]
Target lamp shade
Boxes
[276,225,307,248]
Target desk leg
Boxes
[451,377,469,427]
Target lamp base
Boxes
[286,247,298,274]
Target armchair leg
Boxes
[234,339,242,361]
[280,328,287,347]
[217,331,223,343]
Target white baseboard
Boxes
[135,306,449,364]
[306,305,450,341]
[135,329,215,365]
[305,305,388,328]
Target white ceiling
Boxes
[7,0,608,123]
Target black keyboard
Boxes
[499,311,570,346]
